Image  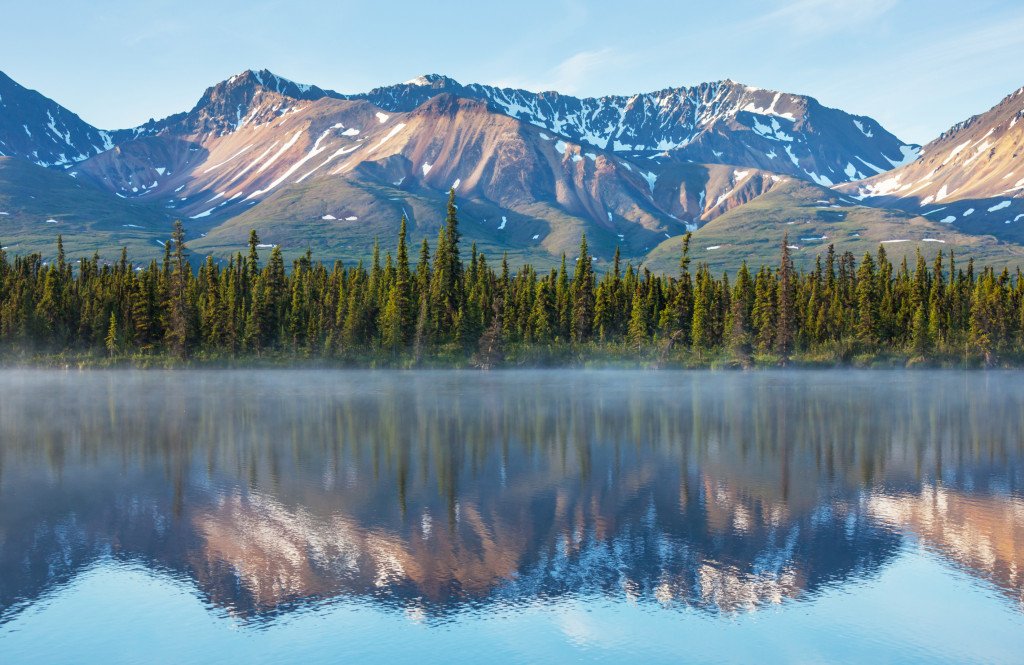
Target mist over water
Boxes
[0,370,1022,663]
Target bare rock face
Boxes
[839,86,1024,238]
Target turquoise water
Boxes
[0,370,1022,663]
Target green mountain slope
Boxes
[0,158,172,261]
[642,180,1024,274]
[186,168,616,271]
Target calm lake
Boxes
[0,370,1022,663]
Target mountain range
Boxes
[0,68,1021,271]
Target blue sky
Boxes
[2,0,1023,144]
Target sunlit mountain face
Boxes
[0,371,1022,625]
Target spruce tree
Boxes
[429,191,464,339]
[752,265,776,353]
[729,262,754,365]
[166,221,191,358]
[626,284,648,350]
[855,251,879,345]
[691,265,714,358]
[555,254,570,340]
[381,283,406,354]
[105,311,119,357]
[570,234,595,343]
[775,234,796,361]
[671,233,694,343]
[381,221,416,355]
[247,229,261,287]
[528,280,554,343]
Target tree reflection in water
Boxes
[0,370,1021,624]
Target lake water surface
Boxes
[0,370,1022,663]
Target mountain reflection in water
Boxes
[0,370,1022,626]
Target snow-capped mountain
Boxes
[2,67,1020,268]
[71,69,363,211]
[130,69,341,139]
[0,71,118,168]
[73,72,794,259]
[839,85,1024,236]
[5,68,918,188]
[348,75,919,185]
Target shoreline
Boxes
[1,350,1017,371]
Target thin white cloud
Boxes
[744,0,899,37]
[547,48,622,93]
[809,12,1024,142]
[892,13,1024,73]
[493,48,632,94]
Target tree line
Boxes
[1,190,1022,366]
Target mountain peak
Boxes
[402,74,457,87]
[213,69,334,99]
[177,69,343,135]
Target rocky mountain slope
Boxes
[839,86,1024,240]
[0,71,120,168]
[349,75,920,186]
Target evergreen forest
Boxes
[1,191,1022,368]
